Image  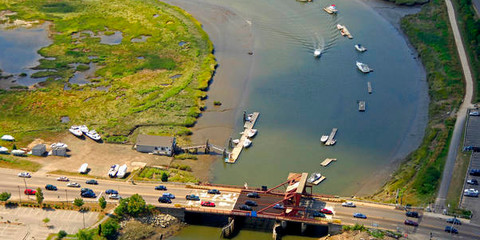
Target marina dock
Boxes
[324,128,338,146]
[312,176,326,185]
[321,158,337,167]
[367,82,372,94]
[227,112,260,163]
[358,101,366,111]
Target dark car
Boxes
[467,179,478,185]
[207,189,221,194]
[406,211,419,218]
[185,194,200,201]
[155,185,167,191]
[162,193,175,199]
[273,204,285,210]
[245,200,257,206]
[45,184,57,191]
[158,196,172,203]
[446,218,462,225]
[81,190,96,198]
[239,205,252,211]
[353,213,367,219]
[312,211,325,218]
[320,208,333,214]
[445,226,458,234]
[470,169,480,176]
[247,192,260,198]
[86,179,98,185]
[404,219,418,226]
[105,189,118,195]
[81,188,92,193]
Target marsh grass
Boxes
[0,156,42,172]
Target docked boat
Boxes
[0,146,8,153]
[69,126,83,137]
[355,44,367,52]
[314,49,322,58]
[308,173,322,183]
[108,164,120,178]
[1,135,14,141]
[11,149,25,156]
[79,125,89,134]
[320,135,329,143]
[243,138,252,148]
[323,4,338,14]
[85,130,101,141]
[337,24,344,30]
[245,113,254,122]
[356,61,373,73]
[247,129,258,138]
[232,139,240,144]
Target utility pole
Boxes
[17,186,21,203]
[65,189,68,206]
[23,178,27,189]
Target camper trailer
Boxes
[78,163,89,174]
[116,164,127,178]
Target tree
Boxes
[0,192,11,201]
[42,217,50,227]
[35,188,44,205]
[98,196,106,210]
[12,144,16,150]
[73,198,84,207]
[161,172,168,182]
[76,229,93,240]
[57,230,67,239]
[101,219,120,240]
[114,194,146,217]
[98,224,102,236]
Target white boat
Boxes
[79,125,89,133]
[69,126,83,137]
[108,164,120,178]
[320,135,329,143]
[51,142,68,149]
[247,129,258,138]
[245,113,254,122]
[323,4,338,14]
[355,44,367,52]
[243,138,252,148]
[337,24,344,30]
[85,130,101,141]
[308,173,322,183]
[0,146,8,153]
[356,61,373,73]
[232,139,240,144]
[1,135,14,141]
[11,150,25,156]
[314,49,322,58]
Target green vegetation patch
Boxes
[0,0,216,144]
[0,156,42,172]
[135,166,197,183]
[386,0,430,5]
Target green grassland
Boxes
[0,0,215,144]
[385,0,430,5]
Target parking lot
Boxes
[461,152,480,224]
[463,110,480,148]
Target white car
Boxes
[18,172,31,178]
[470,111,480,116]
[109,194,122,200]
[342,201,356,207]
[56,176,69,182]
[67,182,81,188]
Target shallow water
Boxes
[100,31,123,45]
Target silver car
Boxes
[67,182,81,188]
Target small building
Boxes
[32,144,46,156]
[52,146,67,157]
[135,134,176,156]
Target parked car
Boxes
[467,179,478,185]
[312,211,326,218]
[406,211,419,218]
[239,205,252,211]
[444,226,458,234]
[470,111,480,116]
[86,179,98,185]
[155,185,167,191]
[446,218,462,225]
[45,184,57,191]
[56,176,69,182]
[245,200,257,206]
[162,193,175,199]
[320,208,333,215]
[158,196,172,203]
[67,182,81,188]
[470,169,480,176]
[273,204,285,210]
[18,172,31,178]
[185,194,200,201]
[24,189,36,195]
[201,201,215,207]
[404,219,418,226]
[353,213,367,219]
[81,190,96,198]
[247,192,260,198]
[464,188,479,197]
[342,202,356,207]
[105,189,118,195]
[81,188,92,193]
[109,194,121,200]
[207,189,221,194]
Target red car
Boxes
[24,189,36,195]
[201,201,215,207]
[320,208,333,214]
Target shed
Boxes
[52,146,67,156]
[135,135,176,156]
[32,144,46,156]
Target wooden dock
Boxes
[321,158,337,167]
[324,128,337,146]
[367,82,372,94]
[227,112,260,163]
[312,176,326,185]
[358,101,366,112]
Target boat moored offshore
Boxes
[356,61,373,73]
[355,44,367,52]
[323,4,338,14]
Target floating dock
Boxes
[321,158,337,167]
[227,112,260,163]
[312,176,326,185]
[324,128,338,146]
[367,82,372,94]
[358,101,366,112]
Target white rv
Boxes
[116,164,128,178]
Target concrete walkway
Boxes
[435,0,474,210]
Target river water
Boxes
[167,0,428,238]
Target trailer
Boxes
[116,164,128,178]
[108,164,119,178]
[78,163,88,174]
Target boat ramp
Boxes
[324,128,338,146]
[227,112,260,163]
[321,158,337,167]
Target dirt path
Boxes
[435,0,474,210]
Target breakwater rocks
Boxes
[122,213,182,228]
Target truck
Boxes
[78,163,88,174]
[116,164,128,178]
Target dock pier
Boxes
[227,112,260,163]
[321,158,337,167]
[324,128,337,146]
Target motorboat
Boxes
[11,149,26,156]
[323,4,338,14]
[232,139,240,144]
[245,113,254,122]
[51,142,68,149]
[308,173,322,183]
[79,125,89,133]
[320,135,329,143]
[0,146,8,153]
[314,49,322,58]
[108,164,120,178]
[337,24,344,30]
[69,126,83,137]
[1,135,14,141]
[243,138,252,148]
[356,61,373,73]
[85,130,101,141]
[355,44,367,52]
[247,129,258,138]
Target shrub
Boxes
[101,219,120,240]
[0,192,11,201]
[73,198,84,207]
[58,230,67,239]
[161,172,168,182]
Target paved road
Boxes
[435,0,475,210]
